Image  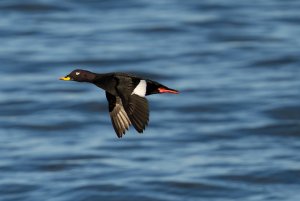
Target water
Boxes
[1,0,300,200]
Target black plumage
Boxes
[60,69,178,138]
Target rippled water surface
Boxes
[1,0,300,201]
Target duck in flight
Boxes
[60,69,179,138]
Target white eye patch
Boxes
[75,72,80,75]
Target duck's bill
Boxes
[59,76,71,81]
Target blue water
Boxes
[1,0,300,200]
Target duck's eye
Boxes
[75,72,80,75]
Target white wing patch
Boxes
[132,80,147,97]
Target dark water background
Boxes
[1,0,300,200]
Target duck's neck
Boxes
[93,73,117,94]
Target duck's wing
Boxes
[106,92,131,138]
[123,94,149,133]
[117,80,149,133]
[112,76,149,133]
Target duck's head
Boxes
[59,69,96,82]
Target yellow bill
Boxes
[59,76,71,81]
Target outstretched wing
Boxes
[123,94,149,133]
[106,92,131,138]
[115,76,150,134]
